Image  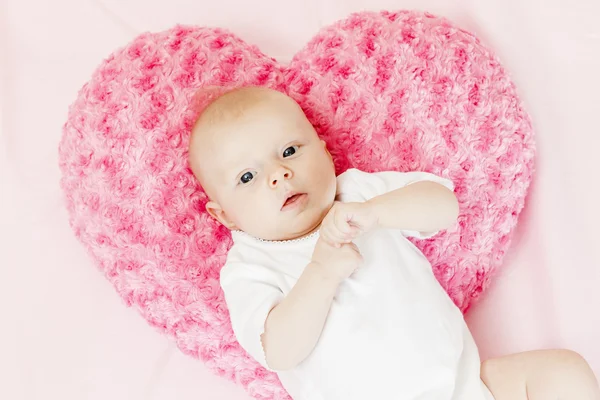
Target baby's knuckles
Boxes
[333,201,378,234]
[311,237,362,282]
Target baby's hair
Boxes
[192,86,287,132]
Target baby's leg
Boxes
[481,349,600,400]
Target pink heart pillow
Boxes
[59,10,534,399]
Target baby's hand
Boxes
[311,236,363,282]
[320,201,378,248]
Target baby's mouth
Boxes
[281,193,307,211]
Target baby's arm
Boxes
[262,238,361,371]
[367,180,459,234]
[321,180,458,246]
[262,261,338,371]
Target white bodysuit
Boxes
[221,168,494,400]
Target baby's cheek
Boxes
[310,155,334,185]
[230,196,253,224]
[238,194,272,228]
[314,165,337,202]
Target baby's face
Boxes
[191,93,337,241]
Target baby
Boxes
[188,86,599,400]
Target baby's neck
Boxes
[294,222,321,240]
[239,220,323,243]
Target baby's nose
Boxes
[270,168,292,187]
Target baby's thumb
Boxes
[347,242,360,252]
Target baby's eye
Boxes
[240,171,255,184]
[283,145,298,158]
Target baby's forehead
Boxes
[199,87,294,122]
[193,91,300,144]
[197,113,288,162]
[189,87,306,177]
[193,104,281,149]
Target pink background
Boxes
[1,0,599,399]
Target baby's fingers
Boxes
[346,225,361,239]
[334,221,360,243]
[321,225,346,248]
[333,222,357,245]
[334,211,354,234]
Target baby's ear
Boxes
[205,201,238,230]
[322,140,334,163]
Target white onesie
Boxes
[221,168,494,400]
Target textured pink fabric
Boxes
[58,10,534,399]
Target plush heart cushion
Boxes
[58,10,535,399]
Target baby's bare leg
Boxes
[481,349,600,400]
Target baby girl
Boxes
[188,86,599,400]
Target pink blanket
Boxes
[2,0,599,399]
